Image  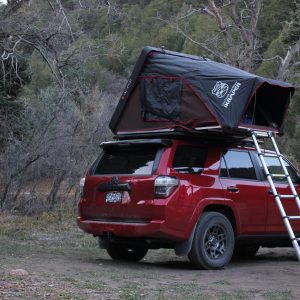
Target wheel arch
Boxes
[203,204,237,235]
[175,203,238,257]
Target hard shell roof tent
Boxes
[109,47,294,138]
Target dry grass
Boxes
[0,212,297,300]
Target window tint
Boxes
[94,148,158,175]
[285,162,300,184]
[172,146,207,174]
[260,156,300,184]
[263,157,284,182]
[222,150,257,180]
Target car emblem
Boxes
[111,176,119,184]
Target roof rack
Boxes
[114,128,252,143]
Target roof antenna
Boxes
[161,46,165,54]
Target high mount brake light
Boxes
[154,176,179,198]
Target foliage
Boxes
[0,0,300,213]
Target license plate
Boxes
[105,191,122,203]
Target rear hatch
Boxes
[80,139,171,222]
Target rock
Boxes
[9,269,29,276]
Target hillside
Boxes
[0,0,300,213]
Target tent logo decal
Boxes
[212,81,229,98]
[222,82,241,108]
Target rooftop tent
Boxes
[109,47,295,136]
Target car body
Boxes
[77,138,300,269]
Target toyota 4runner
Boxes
[77,138,300,269]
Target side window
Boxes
[172,146,207,174]
[285,161,300,184]
[263,157,285,182]
[222,150,257,180]
[261,157,300,184]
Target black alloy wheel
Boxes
[188,212,235,269]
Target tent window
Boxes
[140,77,182,121]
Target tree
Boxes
[0,0,123,213]
[161,0,263,71]
[1,0,300,213]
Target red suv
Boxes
[77,137,300,269]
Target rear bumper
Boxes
[77,216,186,241]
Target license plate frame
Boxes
[105,191,123,203]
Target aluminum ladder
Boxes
[251,131,300,261]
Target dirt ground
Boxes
[0,214,300,299]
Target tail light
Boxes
[154,176,179,198]
[79,177,86,197]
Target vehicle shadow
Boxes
[231,249,298,265]
[91,256,194,270]
[89,248,298,271]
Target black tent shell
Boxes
[110,47,294,137]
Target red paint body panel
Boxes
[77,139,300,244]
[219,178,268,234]
[267,183,300,233]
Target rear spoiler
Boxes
[100,139,172,149]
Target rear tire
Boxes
[188,212,235,269]
[106,243,148,262]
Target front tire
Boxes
[106,243,148,262]
[188,212,235,269]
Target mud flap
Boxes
[174,225,196,256]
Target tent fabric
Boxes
[115,81,218,133]
[110,47,295,135]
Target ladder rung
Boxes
[284,216,300,220]
[271,174,286,178]
[292,238,300,242]
[280,195,298,199]
[260,153,281,158]
[253,131,269,138]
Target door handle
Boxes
[227,186,239,193]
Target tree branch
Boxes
[175,25,227,62]
[208,0,233,42]
[56,0,75,42]
[17,35,63,88]
[277,39,300,81]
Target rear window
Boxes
[172,146,207,174]
[94,148,158,175]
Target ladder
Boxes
[251,131,300,261]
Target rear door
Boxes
[219,149,268,234]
